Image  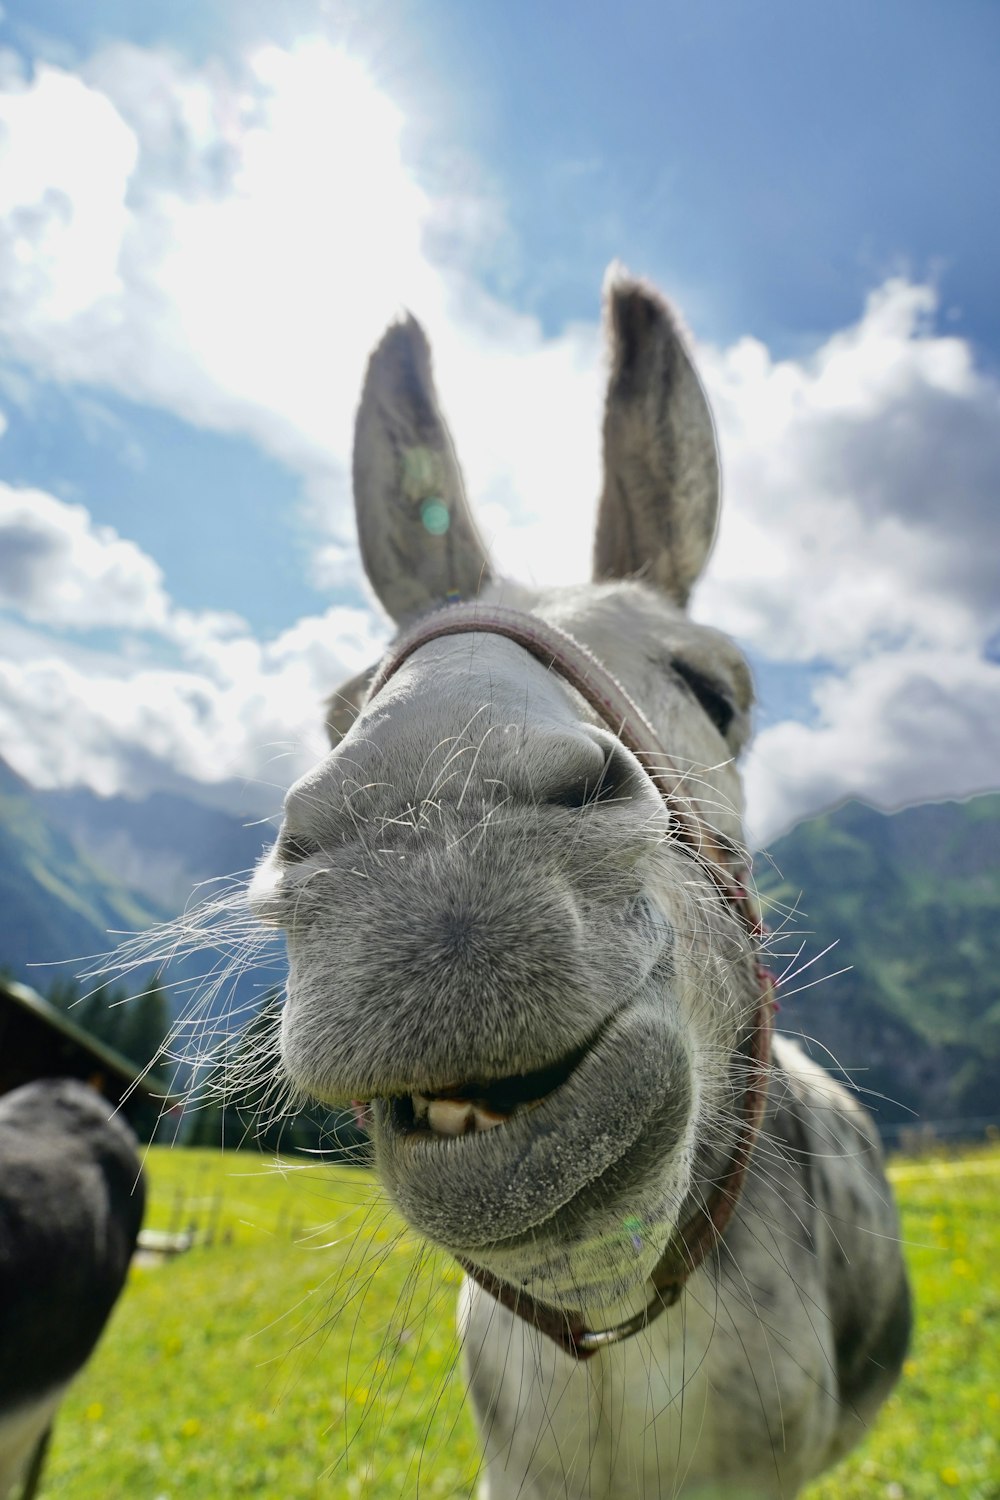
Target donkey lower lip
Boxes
[371,998,693,1252]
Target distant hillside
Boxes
[0,759,279,1009]
[0,758,170,982]
[37,782,273,910]
[760,794,1000,1127]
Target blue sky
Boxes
[0,0,998,839]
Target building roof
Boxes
[0,975,172,1111]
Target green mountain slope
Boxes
[0,759,284,1036]
[759,794,1000,1127]
[0,758,170,981]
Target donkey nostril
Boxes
[275,830,322,864]
[546,777,599,811]
[546,743,636,811]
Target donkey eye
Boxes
[669,659,735,737]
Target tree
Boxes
[116,975,171,1082]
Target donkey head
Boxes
[251,273,758,1314]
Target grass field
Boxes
[42,1143,999,1499]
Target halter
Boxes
[366,601,775,1360]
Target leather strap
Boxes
[368,600,775,1359]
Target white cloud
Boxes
[744,649,1000,843]
[0,41,599,579]
[697,280,1000,664]
[0,480,385,800]
[6,41,993,644]
[0,37,997,837]
[0,43,433,527]
[0,484,170,629]
[0,61,136,326]
[694,282,1000,841]
[0,596,385,804]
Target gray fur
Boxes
[594,269,721,605]
[323,662,373,745]
[254,272,908,1496]
[353,313,493,622]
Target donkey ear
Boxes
[353,314,493,623]
[593,272,720,608]
[324,664,375,747]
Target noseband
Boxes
[366,601,775,1360]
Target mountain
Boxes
[0,757,171,983]
[759,794,1000,1130]
[0,758,280,1011]
[37,782,273,910]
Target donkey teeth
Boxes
[430,1098,507,1135]
[413,1094,509,1136]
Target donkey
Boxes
[250,273,910,1498]
[0,1080,145,1499]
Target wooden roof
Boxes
[0,976,170,1114]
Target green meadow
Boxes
[43,1145,999,1499]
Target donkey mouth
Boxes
[391,1038,593,1138]
[372,997,693,1256]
